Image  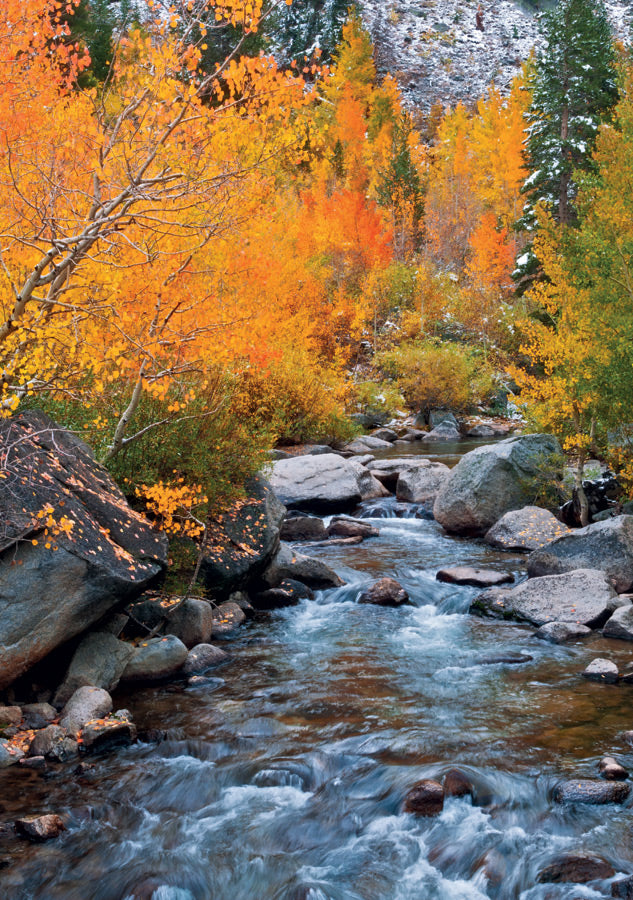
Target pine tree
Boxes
[519,0,617,257]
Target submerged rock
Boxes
[443,768,474,799]
[433,433,561,536]
[403,779,445,816]
[599,757,629,781]
[15,815,65,843]
[536,851,615,883]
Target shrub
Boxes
[376,339,496,416]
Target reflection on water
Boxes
[2,442,633,899]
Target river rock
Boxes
[437,567,514,588]
[27,725,77,762]
[15,815,65,842]
[212,602,246,637]
[0,706,22,730]
[599,757,629,780]
[262,542,344,590]
[121,635,188,682]
[182,644,229,675]
[327,518,379,540]
[79,714,137,753]
[200,475,285,596]
[582,658,619,683]
[21,703,56,730]
[0,739,24,768]
[344,436,393,453]
[372,428,399,443]
[553,779,630,804]
[429,411,459,429]
[396,462,450,503]
[443,768,474,798]
[603,604,633,641]
[467,424,496,438]
[403,779,445,815]
[253,579,315,609]
[528,516,633,593]
[59,686,113,734]
[358,577,410,606]
[534,622,592,643]
[422,423,461,442]
[472,569,618,628]
[280,514,327,542]
[368,458,437,491]
[536,851,615,883]
[53,632,135,707]
[433,433,561,536]
[0,410,169,690]
[349,461,391,501]
[269,454,362,513]
[612,876,633,898]
[485,506,571,552]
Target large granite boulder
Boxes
[367,458,437,491]
[269,454,362,513]
[527,516,633,593]
[348,461,390,501]
[200,475,285,597]
[395,461,450,503]
[485,506,570,552]
[472,569,619,628]
[0,411,168,690]
[433,434,561,535]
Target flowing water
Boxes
[2,441,633,900]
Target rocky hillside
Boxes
[358,0,632,113]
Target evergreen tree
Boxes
[270,0,354,66]
[517,0,617,286]
[376,113,425,259]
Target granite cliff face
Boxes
[357,0,631,113]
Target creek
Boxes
[2,441,633,900]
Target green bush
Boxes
[376,339,496,416]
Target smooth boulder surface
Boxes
[53,632,134,707]
[472,569,618,628]
[121,635,188,682]
[534,622,592,643]
[262,542,344,590]
[212,602,246,636]
[527,516,633,593]
[433,434,561,536]
[269,454,362,514]
[582,658,619,683]
[437,567,513,588]
[395,462,450,503]
[0,411,169,690]
[553,779,630,804]
[485,506,571,552]
[80,715,137,753]
[253,579,315,609]
[59,686,113,734]
[599,757,629,780]
[15,815,65,842]
[200,475,285,596]
[327,518,380,540]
